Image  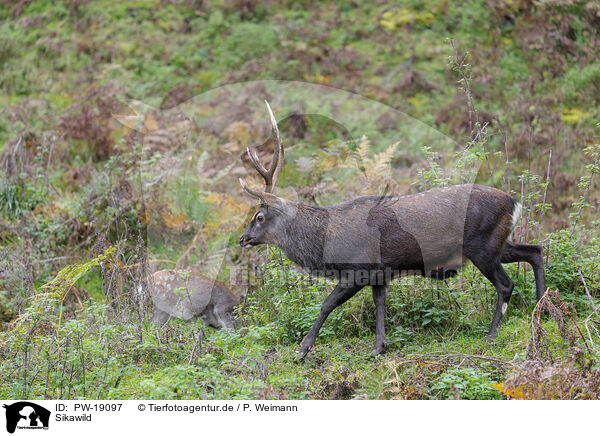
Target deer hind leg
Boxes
[470,257,514,341]
[296,282,364,360]
[501,242,546,301]
[371,285,388,356]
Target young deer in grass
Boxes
[239,101,546,359]
[145,270,238,329]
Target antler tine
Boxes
[246,146,269,178]
[245,100,285,194]
[238,178,266,203]
[264,100,284,194]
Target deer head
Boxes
[239,101,296,248]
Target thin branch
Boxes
[396,351,515,368]
[188,328,204,365]
[578,268,599,319]
[571,148,600,237]
[0,221,26,238]
[39,256,73,264]
[537,149,552,242]
[504,132,510,193]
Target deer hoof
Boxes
[294,348,309,361]
[484,334,496,344]
[370,346,385,357]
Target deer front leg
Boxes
[295,282,363,360]
[371,285,388,356]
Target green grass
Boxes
[2,245,596,400]
[1,0,599,400]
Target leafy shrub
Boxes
[404,298,453,330]
[0,248,34,322]
[0,176,47,218]
[387,325,414,347]
[258,252,346,343]
[545,230,580,293]
[139,364,215,400]
[560,61,600,104]
[431,368,502,400]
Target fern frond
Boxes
[355,135,371,163]
[370,142,398,181]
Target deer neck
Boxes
[278,202,328,272]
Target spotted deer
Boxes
[144,270,238,329]
[239,101,546,359]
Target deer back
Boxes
[150,270,218,320]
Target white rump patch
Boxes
[501,302,508,315]
[508,202,522,241]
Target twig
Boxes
[396,352,515,368]
[11,137,22,176]
[448,39,494,188]
[504,132,510,193]
[572,320,593,355]
[392,359,446,366]
[0,221,26,238]
[519,175,524,242]
[39,256,73,264]
[578,268,599,319]
[125,259,177,269]
[584,312,599,346]
[188,328,204,365]
[383,58,413,86]
[537,150,552,243]
[44,355,51,399]
[571,148,600,237]
[43,134,55,193]
[176,225,205,269]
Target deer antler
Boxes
[240,100,285,201]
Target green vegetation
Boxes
[1,0,599,400]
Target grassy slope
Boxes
[0,0,599,399]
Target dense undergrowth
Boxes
[1,0,600,399]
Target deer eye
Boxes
[256,213,265,223]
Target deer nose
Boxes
[239,235,248,247]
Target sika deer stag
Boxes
[239,101,546,359]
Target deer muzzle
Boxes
[238,234,255,248]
